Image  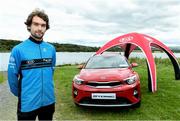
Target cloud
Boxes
[0,0,180,47]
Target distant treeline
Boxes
[1,39,180,52]
[0,39,121,52]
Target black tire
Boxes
[132,100,141,108]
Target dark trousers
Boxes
[17,103,55,121]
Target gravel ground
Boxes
[0,81,58,120]
[0,81,17,120]
[0,71,59,120]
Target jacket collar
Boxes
[29,36,43,44]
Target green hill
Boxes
[0,39,100,52]
[1,39,179,52]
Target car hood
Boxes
[78,68,133,82]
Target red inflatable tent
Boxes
[96,32,180,92]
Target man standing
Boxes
[8,9,56,120]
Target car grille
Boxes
[86,81,122,88]
[79,97,131,105]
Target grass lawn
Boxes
[0,72,7,84]
[54,58,180,120]
[0,58,179,120]
[0,73,3,83]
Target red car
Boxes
[72,53,141,107]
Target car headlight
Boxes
[73,75,84,85]
[124,75,137,85]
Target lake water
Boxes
[1,52,180,71]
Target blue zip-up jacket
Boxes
[8,37,56,112]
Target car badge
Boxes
[100,76,106,80]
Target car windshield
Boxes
[84,55,129,69]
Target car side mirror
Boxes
[131,63,138,68]
[77,64,84,69]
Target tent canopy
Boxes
[96,32,180,92]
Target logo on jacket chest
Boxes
[27,60,35,64]
[43,48,47,52]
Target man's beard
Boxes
[31,32,44,40]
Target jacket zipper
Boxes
[38,44,43,106]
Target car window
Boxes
[84,55,129,69]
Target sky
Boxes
[0,0,180,47]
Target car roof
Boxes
[94,52,124,58]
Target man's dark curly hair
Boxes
[24,9,50,31]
